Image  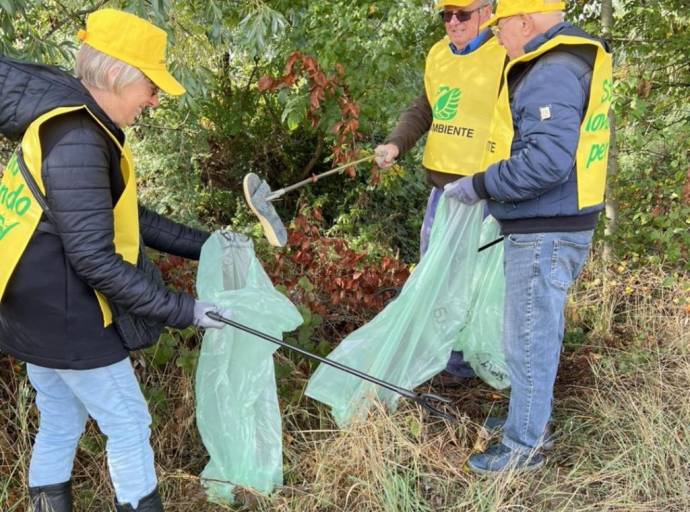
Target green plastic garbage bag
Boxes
[453,217,510,389]
[195,232,302,503]
[305,198,484,426]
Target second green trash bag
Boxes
[195,232,303,503]
[305,198,485,426]
[453,216,510,389]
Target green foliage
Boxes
[0,0,78,64]
[142,327,199,381]
[586,1,690,268]
[144,330,179,367]
[325,163,428,262]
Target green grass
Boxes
[1,265,688,511]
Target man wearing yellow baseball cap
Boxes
[0,8,232,511]
[374,0,508,382]
[443,0,613,473]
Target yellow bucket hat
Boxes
[436,0,476,8]
[77,8,185,96]
[480,0,566,30]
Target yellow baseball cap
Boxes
[436,0,476,9]
[77,8,185,96]
[480,0,566,30]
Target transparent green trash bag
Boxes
[195,232,302,503]
[305,198,484,426]
[453,217,510,389]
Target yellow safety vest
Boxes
[422,35,507,176]
[0,106,140,326]
[484,35,613,209]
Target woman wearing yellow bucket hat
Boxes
[0,8,231,511]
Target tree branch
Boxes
[299,131,324,180]
[42,0,110,40]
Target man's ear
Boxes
[520,14,536,36]
[106,65,122,92]
[480,4,493,22]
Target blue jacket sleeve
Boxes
[481,57,587,202]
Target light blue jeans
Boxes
[27,357,156,508]
[501,230,593,453]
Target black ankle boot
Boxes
[114,488,164,511]
[29,480,73,512]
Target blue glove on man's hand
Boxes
[193,300,232,330]
[444,176,480,205]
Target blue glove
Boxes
[193,300,232,329]
[444,176,480,205]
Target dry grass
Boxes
[1,264,688,511]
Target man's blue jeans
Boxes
[501,230,593,453]
[27,357,156,508]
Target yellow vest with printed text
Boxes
[422,35,507,176]
[483,35,613,209]
[0,106,140,326]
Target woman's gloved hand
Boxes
[193,300,232,329]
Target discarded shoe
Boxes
[243,173,287,247]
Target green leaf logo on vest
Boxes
[433,86,462,121]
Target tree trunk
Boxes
[601,0,618,263]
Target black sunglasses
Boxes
[438,7,481,23]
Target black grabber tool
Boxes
[206,312,457,421]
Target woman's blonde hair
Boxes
[75,43,145,93]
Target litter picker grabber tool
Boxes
[265,155,376,202]
[478,236,504,252]
[205,311,457,421]
[243,155,375,248]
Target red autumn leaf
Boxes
[313,71,328,88]
[281,74,298,87]
[257,75,274,91]
[369,166,381,186]
[302,55,318,73]
[284,51,301,75]
[345,119,360,133]
[310,87,325,111]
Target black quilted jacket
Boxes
[0,56,209,369]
